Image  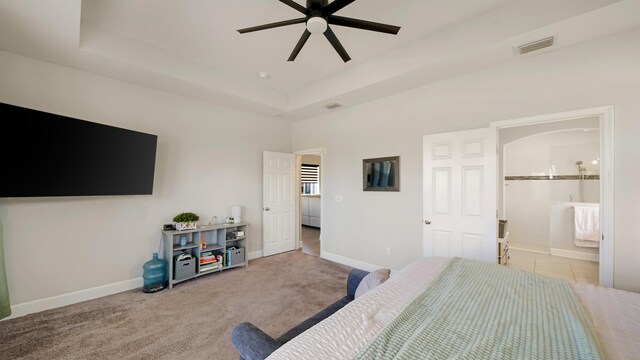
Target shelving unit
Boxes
[162,223,248,289]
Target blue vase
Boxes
[143,252,167,293]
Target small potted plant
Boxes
[173,212,199,231]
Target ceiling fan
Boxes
[237,0,401,62]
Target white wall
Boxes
[301,154,321,166]
[498,117,600,218]
[0,51,291,306]
[504,130,600,179]
[292,27,640,292]
[498,117,600,146]
[504,130,599,250]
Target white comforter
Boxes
[266,257,640,360]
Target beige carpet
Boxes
[0,251,351,360]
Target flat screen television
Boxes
[0,102,158,197]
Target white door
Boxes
[423,128,497,262]
[263,151,296,257]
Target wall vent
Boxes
[324,102,342,109]
[516,36,555,55]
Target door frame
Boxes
[294,148,324,255]
[490,106,614,288]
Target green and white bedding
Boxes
[266,257,640,360]
[353,258,601,359]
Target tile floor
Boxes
[299,229,599,285]
[301,225,320,256]
[508,248,599,286]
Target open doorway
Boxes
[500,118,600,285]
[295,149,322,257]
[492,106,614,287]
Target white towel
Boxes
[574,205,600,248]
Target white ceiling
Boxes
[1,0,639,119]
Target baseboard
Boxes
[509,246,549,255]
[247,250,263,260]
[321,251,391,272]
[3,277,143,321]
[550,248,599,262]
[508,242,550,254]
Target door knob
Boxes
[424,220,431,225]
[264,207,270,211]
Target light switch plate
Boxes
[335,195,343,202]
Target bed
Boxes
[265,257,640,360]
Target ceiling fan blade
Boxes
[237,17,306,34]
[279,0,307,14]
[329,15,400,35]
[324,26,351,62]
[288,30,311,61]
[324,0,356,15]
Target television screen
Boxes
[0,102,158,197]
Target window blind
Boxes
[301,164,320,194]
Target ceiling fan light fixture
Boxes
[236,0,401,62]
[306,17,327,34]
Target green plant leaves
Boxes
[172,212,200,222]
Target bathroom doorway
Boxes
[492,106,614,287]
[501,118,600,285]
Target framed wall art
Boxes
[363,156,400,191]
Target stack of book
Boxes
[199,250,220,272]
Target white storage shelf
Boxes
[162,223,248,289]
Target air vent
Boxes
[324,102,342,110]
[516,36,555,55]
